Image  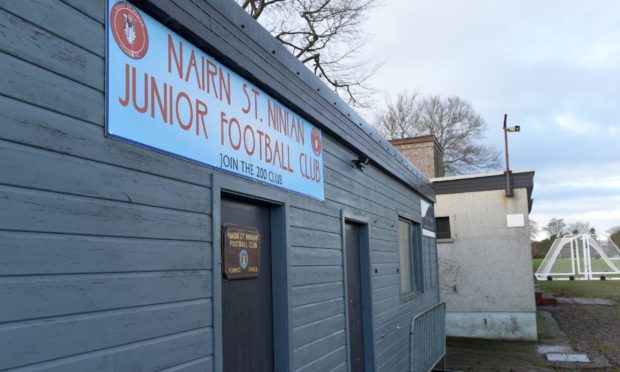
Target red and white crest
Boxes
[311,128,322,156]
[110,2,148,59]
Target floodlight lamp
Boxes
[352,155,370,170]
[506,125,520,132]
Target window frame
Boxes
[398,217,424,302]
[435,216,451,240]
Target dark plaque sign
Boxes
[222,225,260,280]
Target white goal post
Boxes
[535,234,620,281]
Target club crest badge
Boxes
[239,249,249,270]
[311,127,322,156]
[110,2,149,59]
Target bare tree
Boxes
[376,92,421,139]
[543,218,567,238]
[568,221,592,234]
[375,92,501,175]
[236,0,379,107]
[608,226,620,246]
[529,219,539,241]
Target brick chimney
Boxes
[390,135,445,178]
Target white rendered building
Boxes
[432,170,537,340]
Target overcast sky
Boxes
[358,0,620,238]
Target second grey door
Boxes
[346,222,365,371]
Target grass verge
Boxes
[535,280,620,302]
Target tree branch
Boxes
[235,0,379,107]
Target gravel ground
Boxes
[444,305,616,371]
[547,304,620,368]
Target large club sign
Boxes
[106,1,325,200]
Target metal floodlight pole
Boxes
[503,114,510,173]
[503,114,513,197]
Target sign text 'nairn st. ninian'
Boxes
[106,1,324,199]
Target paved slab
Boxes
[536,345,573,354]
[546,353,590,363]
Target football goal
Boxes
[535,234,620,281]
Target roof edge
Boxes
[431,169,535,182]
[134,0,435,201]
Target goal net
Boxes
[535,234,620,281]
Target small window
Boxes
[436,217,451,239]
[398,218,424,298]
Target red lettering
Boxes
[242,84,251,114]
[229,117,241,150]
[219,67,231,105]
[206,61,219,99]
[150,76,167,121]
[168,85,174,125]
[220,112,228,145]
[132,67,148,113]
[251,88,259,120]
[119,64,130,107]
[287,146,293,173]
[314,159,321,182]
[168,35,183,79]
[298,121,305,145]
[264,133,272,163]
[201,55,206,91]
[195,99,208,139]
[268,99,276,129]
[243,125,255,156]
[175,92,193,130]
[273,140,281,167]
[257,129,265,160]
[299,153,319,182]
[185,50,202,89]
[282,111,288,137]
[299,153,306,179]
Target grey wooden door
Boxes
[346,222,366,372]
[222,197,273,371]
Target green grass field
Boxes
[533,258,543,272]
[533,258,620,302]
[536,281,620,302]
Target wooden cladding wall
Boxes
[0,0,440,371]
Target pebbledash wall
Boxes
[0,1,444,371]
[432,170,537,341]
